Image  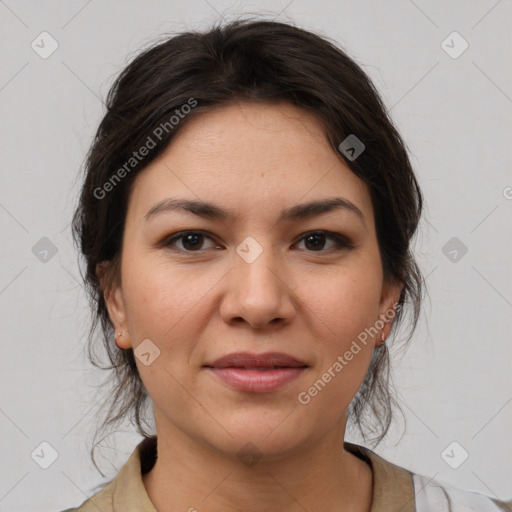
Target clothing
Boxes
[61,435,511,512]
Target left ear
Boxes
[378,279,403,341]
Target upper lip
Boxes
[204,352,309,368]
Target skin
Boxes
[101,101,402,512]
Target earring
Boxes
[380,331,386,344]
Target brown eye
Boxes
[164,231,218,252]
[294,231,353,252]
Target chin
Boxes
[202,415,314,463]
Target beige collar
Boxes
[345,441,416,512]
[93,436,416,512]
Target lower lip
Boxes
[206,367,306,392]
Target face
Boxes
[102,101,401,460]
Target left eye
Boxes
[293,231,352,252]
[162,230,352,253]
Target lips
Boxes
[204,351,308,369]
[204,352,309,393]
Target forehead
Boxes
[126,101,374,226]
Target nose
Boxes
[219,242,296,330]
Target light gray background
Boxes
[1,1,511,511]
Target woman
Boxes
[65,18,510,512]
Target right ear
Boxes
[96,260,132,350]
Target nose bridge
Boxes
[234,234,281,291]
[222,233,295,327]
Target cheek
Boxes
[300,264,383,340]
[294,271,381,419]
[121,256,210,340]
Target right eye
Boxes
[162,231,221,252]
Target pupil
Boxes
[305,234,324,250]
[183,233,201,250]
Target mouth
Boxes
[204,352,309,393]
[213,366,303,370]
[204,351,309,369]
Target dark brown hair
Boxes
[72,17,423,474]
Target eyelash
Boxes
[162,230,353,254]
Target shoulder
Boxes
[58,478,116,512]
[348,441,511,512]
[412,473,512,512]
[58,436,157,512]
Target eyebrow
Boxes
[144,197,366,227]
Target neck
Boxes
[142,418,373,512]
